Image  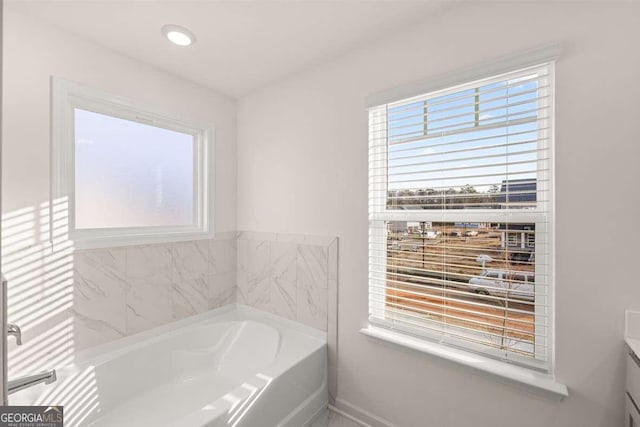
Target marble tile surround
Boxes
[72,232,237,351]
[71,231,336,345]
[236,231,338,332]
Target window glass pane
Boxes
[385,221,537,357]
[74,109,195,229]
[386,75,540,211]
[388,101,426,143]
[426,88,476,134]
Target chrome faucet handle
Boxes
[7,323,22,345]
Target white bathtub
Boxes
[11,305,328,427]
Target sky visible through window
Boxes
[386,75,540,196]
[74,109,195,229]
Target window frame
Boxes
[366,49,560,385]
[51,78,214,249]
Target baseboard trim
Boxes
[328,404,371,427]
[331,398,397,427]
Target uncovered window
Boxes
[52,79,213,248]
[368,62,554,371]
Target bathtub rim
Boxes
[71,304,326,369]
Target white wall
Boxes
[237,3,640,426]
[2,6,237,233]
[1,7,237,378]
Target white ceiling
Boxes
[9,1,442,98]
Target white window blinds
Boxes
[368,62,554,370]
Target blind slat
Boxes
[371,278,538,311]
[369,178,550,194]
[380,127,550,156]
[382,87,550,129]
[382,102,549,134]
[379,138,546,163]
[377,115,545,144]
[384,72,550,114]
[371,290,547,329]
[374,298,545,339]
[386,168,546,185]
[369,311,540,359]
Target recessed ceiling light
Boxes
[161,24,196,47]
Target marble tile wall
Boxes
[71,232,237,351]
[236,231,339,404]
[236,231,337,332]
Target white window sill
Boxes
[360,325,568,400]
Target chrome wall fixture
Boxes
[1,275,7,404]
[1,275,57,405]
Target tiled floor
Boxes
[310,409,363,427]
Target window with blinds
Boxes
[368,62,554,370]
